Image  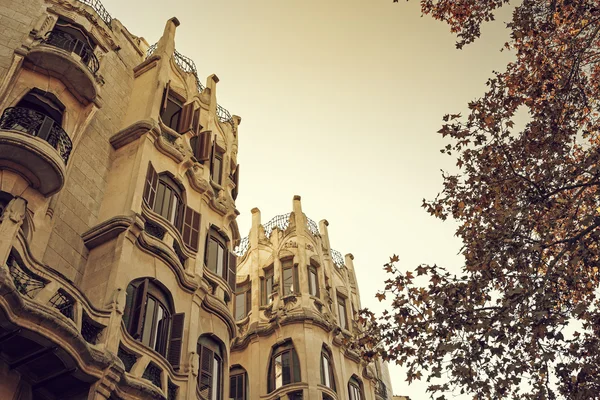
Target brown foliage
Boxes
[360,1,600,399]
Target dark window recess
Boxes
[142,162,202,251]
[204,227,236,290]
[282,259,299,296]
[322,394,334,400]
[118,346,138,372]
[229,370,247,400]
[48,289,75,320]
[168,380,178,400]
[142,362,162,388]
[160,81,181,132]
[81,311,104,344]
[197,336,223,400]
[261,267,274,306]
[288,391,303,400]
[268,341,301,393]
[123,278,185,368]
[145,220,166,240]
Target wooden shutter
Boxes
[232,164,239,200]
[198,131,212,162]
[177,102,195,133]
[160,81,171,112]
[199,345,214,399]
[192,107,201,134]
[143,162,159,208]
[228,252,237,290]
[167,313,185,369]
[182,206,201,251]
[130,279,148,339]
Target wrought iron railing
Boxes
[331,249,345,268]
[233,236,249,257]
[77,0,113,27]
[146,44,233,123]
[49,289,75,320]
[0,107,73,163]
[143,362,163,388]
[118,345,138,372]
[43,30,99,74]
[306,217,320,237]
[7,255,47,299]
[263,213,292,238]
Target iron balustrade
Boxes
[306,217,320,237]
[43,30,100,74]
[146,44,234,123]
[330,249,345,268]
[0,107,72,164]
[76,0,113,27]
[233,236,249,257]
[263,212,292,238]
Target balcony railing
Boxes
[0,107,73,163]
[43,30,100,74]
[77,0,113,27]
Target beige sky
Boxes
[101,0,517,396]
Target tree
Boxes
[359,1,600,399]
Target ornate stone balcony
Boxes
[0,107,72,196]
[26,30,99,103]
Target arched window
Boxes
[123,278,185,368]
[308,262,319,297]
[197,335,224,400]
[348,376,364,400]
[205,226,236,290]
[229,365,248,400]
[320,346,336,391]
[154,173,184,228]
[281,258,299,296]
[268,340,301,392]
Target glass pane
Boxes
[141,297,156,346]
[229,376,236,399]
[274,354,283,389]
[212,357,220,400]
[154,183,166,215]
[212,155,222,185]
[338,299,347,329]
[235,293,245,320]
[282,351,291,385]
[236,375,243,400]
[266,276,273,304]
[207,239,218,273]
[322,355,330,387]
[283,267,293,296]
[160,185,173,221]
[217,244,224,277]
[309,269,317,296]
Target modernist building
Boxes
[0,0,395,399]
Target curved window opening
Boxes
[261,265,274,306]
[229,366,247,400]
[320,346,336,391]
[197,335,224,400]
[348,376,364,400]
[123,278,185,368]
[268,340,301,393]
[205,227,236,289]
[154,173,184,228]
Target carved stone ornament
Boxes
[186,164,211,194]
[2,197,27,224]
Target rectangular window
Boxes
[206,230,228,281]
[235,292,245,321]
[230,373,245,400]
[212,151,223,185]
[262,268,274,305]
[282,259,298,296]
[337,294,348,330]
[308,266,319,296]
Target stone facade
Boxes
[0,0,396,399]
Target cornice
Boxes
[110,119,160,149]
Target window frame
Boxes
[211,146,224,186]
[308,264,319,297]
[197,336,223,400]
[229,367,247,400]
[153,174,184,229]
[320,347,336,391]
[268,341,301,393]
[337,293,348,330]
[348,377,363,400]
[234,280,251,321]
[261,266,274,306]
[281,258,299,297]
[205,227,228,280]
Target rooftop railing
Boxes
[77,0,113,27]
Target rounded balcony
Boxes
[0,107,71,196]
[26,30,99,103]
